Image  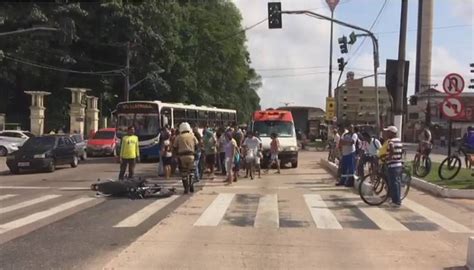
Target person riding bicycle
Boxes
[378,126,404,208]
[417,127,432,156]
[173,122,199,194]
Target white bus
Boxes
[115,101,237,160]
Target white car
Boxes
[0,141,19,156]
[0,130,34,145]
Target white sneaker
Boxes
[388,202,401,208]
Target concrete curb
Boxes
[319,158,474,199]
[468,237,474,270]
[411,176,474,199]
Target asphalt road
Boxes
[1,152,473,269]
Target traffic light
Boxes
[348,32,357,45]
[338,36,348,54]
[337,57,345,71]
[268,2,282,29]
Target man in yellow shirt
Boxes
[119,126,140,180]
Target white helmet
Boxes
[179,122,192,133]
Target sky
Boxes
[232,0,474,110]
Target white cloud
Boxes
[450,0,474,24]
[233,0,336,109]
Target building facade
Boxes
[335,73,392,126]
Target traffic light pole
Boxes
[328,10,334,98]
[394,0,408,139]
[282,10,380,132]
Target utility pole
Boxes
[123,41,130,101]
[394,0,408,138]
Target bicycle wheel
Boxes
[414,156,431,178]
[438,156,461,180]
[401,167,411,200]
[359,174,389,206]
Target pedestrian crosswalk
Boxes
[192,193,473,233]
[0,190,471,243]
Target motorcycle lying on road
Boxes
[90,177,176,199]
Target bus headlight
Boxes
[284,146,297,152]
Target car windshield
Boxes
[117,113,160,140]
[253,121,294,138]
[93,131,115,140]
[22,136,56,150]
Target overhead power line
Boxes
[375,23,473,35]
[4,54,124,76]
[261,71,328,78]
[346,0,388,67]
[255,65,328,71]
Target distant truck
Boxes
[251,109,298,168]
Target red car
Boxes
[86,128,118,157]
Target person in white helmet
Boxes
[173,122,199,193]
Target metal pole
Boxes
[328,10,334,98]
[448,120,452,157]
[371,37,380,134]
[414,0,423,94]
[394,0,408,138]
[124,42,130,101]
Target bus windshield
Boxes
[253,121,294,138]
[117,113,160,140]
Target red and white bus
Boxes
[251,109,298,168]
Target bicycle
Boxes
[359,162,412,206]
[413,144,432,178]
[438,143,472,180]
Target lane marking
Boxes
[58,187,91,191]
[0,195,61,215]
[194,193,235,226]
[0,186,50,190]
[113,195,179,228]
[403,199,472,233]
[0,194,17,201]
[0,197,95,234]
[254,194,279,228]
[304,194,342,230]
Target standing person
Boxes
[356,132,381,177]
[242,131,261,180]
[218,128,227,176]
[193,126,203,182]
[158,125,171,176]
[118,126,140,180]
[169,128,178,176]
[378,126,404,207]
[266,132,281,174]
[336,124,357,187]
[254,131,263,179]
[224,131,239,184]
[173,122,199,194]
[162,139,173,179]
[203,128,217,179]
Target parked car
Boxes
[70,133,87,160]
[0,130,35,144]
[6,135,79,174]
[86,128,117,157]
[0,140,19,156]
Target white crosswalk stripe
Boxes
[113,195,179,228]
[254,194,279,228]
[403,199,472,233]
[194,193,235,226]
[0,197,95,235]
[0,194,17,201]
[0,195,61,215]
[304,194,343,230]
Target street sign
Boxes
[442,73,465,96]
[325,0,340,12]
[325,97,335,121]
[441,97,464,119]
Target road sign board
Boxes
[326,0,340,12]
[441,97,464,119]
[442,73,464,95]
[325,97,335,121]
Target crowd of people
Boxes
[117,122,282,189]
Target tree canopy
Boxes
[0,0,261,130]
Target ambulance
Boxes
[251,109,298,168]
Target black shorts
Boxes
[163,156,172,166]
[206,154,216,165]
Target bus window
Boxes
[186,110,197,126]
[198,111,207,126]
[174,109,185,126]
[161,107,171,127]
